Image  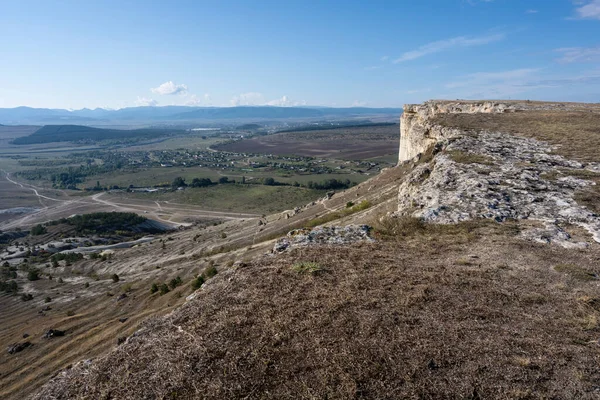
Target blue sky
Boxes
[0,0,599,109]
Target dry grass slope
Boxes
[32,221,600,399]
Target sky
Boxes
[0,0,599,109]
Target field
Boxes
[0,122,397,229]
[215,124,400,160]
[109,184,328,214]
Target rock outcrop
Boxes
[396,100,600,247]
[398,100,593,163]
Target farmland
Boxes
[0,122,399,229]
[215,123,400,160]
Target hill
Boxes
[0,106,403,125]
[12,125,183,144]
[3,100,600,399]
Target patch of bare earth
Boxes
[32,221,600,399]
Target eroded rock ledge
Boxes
[396,100,600,247]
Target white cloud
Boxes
[134,96,158,107]
[351,100,368,107]
[575,0,600,19]
[266,95,306,107]
[364,66,382,70]
[230,93,305,107]
[556,46,600,63]
[185,93,212,106]
[525,9,538,14]
[393,33,505,63]
[151,81,188,95]
[380,55,389,61]
[230,92,265,106]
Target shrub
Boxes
[150,283,159,294]
[45,297,52,303]
[168,276,183,290]
[0,280,18,294]
[27,269,40,281]
[111,274,120,283]
[346,201,355,208]
[191,275,205,290]
[159,283,170,295]
[31,224,47,236]
[84,282,90,288]
[205,265,218,279]
[21,293,33,302]
[220,232,227,239]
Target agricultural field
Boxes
[215,123,400,160]
[0,122,399,229]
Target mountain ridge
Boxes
[0,105,402,125]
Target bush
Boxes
[31,224,47,236]
[27,269,40,281]
[0,280,18,294]
[45,297,52,303]
[150,283,159,294]
[205,265,218,279]
[84,282,90,288]
[168,276,183,290]
[21,293,33,302]
[159,283,170,295]
[191,275,205,290]
[111,274,120,283]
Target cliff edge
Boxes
[397,100,600,247]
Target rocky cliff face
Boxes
[398,101,521,163]
[396,100,600,247]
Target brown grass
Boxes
[433,111,600,163]
[32,221,600,399]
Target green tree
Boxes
[171,176,187,189]
[30,224,47,236]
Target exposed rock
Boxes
[273,225,373,252]
[7,342,31,354]
[396,107,600,246]
[398,100,592,162]
[42,329,65,339]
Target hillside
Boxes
[4,100,600,399]
[0,106,403,125]
[12,125,183,144]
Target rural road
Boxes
[1,173,260,230]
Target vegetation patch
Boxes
[554,264,598,281]
[291,261,324,275]
[305,200,371,228]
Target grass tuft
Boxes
[291,261,324,275]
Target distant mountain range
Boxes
[0,106,402,125]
